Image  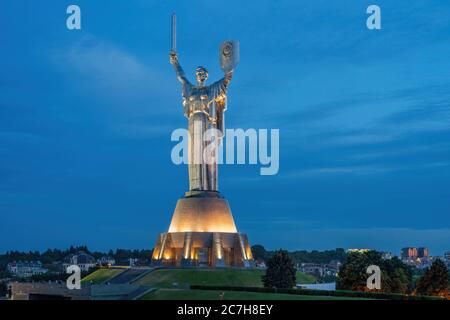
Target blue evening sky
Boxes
[1,1,449,255]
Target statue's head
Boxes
[195,66,208,85]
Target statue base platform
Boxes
[151,191,253,268]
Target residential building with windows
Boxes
[7,261,48,278]
[63,252,96,272]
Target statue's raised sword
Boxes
[171,13,176,53]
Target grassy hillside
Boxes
[81,268,123,284]
[135,268,316,288]
[141,288,364,300]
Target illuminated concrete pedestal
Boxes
[152,191,253,267]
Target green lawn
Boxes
[141,288,364,300]
[135,268,316,288]
[81,268,123,284]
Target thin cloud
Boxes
[52,34,174,113]
[284,162,450,178]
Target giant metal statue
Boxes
[169,14,239,191]
[151,14,252,268]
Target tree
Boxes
[251,245,267,260]
[287,248,346,264]
[336,252,373,291]
[416,259,449,297]
[262,250,297,289]
[337,251,413,293]
[382,257,413,293]
[0,282,7,297]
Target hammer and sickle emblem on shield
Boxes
[220,41,239,73]
[222,43,232,57]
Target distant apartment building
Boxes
[417,247,429,258]
[7,261,48,278]
[63,252,96,272]
[444,251,450,261]
[401,247,418,260]
[401,247,429,260]
[444,252,450,269]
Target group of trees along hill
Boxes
[262,248,449,298]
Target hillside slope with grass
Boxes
[135,268,316,288]
[81,268,124,284]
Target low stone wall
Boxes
[10,282,153,300]
[11,282,91,300]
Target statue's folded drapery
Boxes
[172,58,233,191]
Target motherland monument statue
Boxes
[151,14,253,268]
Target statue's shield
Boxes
[220,41,239,73]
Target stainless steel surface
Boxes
[171,13,176,53]
[220,41,239,73]
[169,40,235,191]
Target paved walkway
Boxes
[108,268,152,284]
[95,267,159,300]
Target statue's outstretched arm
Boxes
[222,70,233,88]
[169,52,190,85]
[224,70,233,86]
[223,70,233,87]
[213,70,233,90]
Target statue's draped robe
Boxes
[174,62,232,191]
